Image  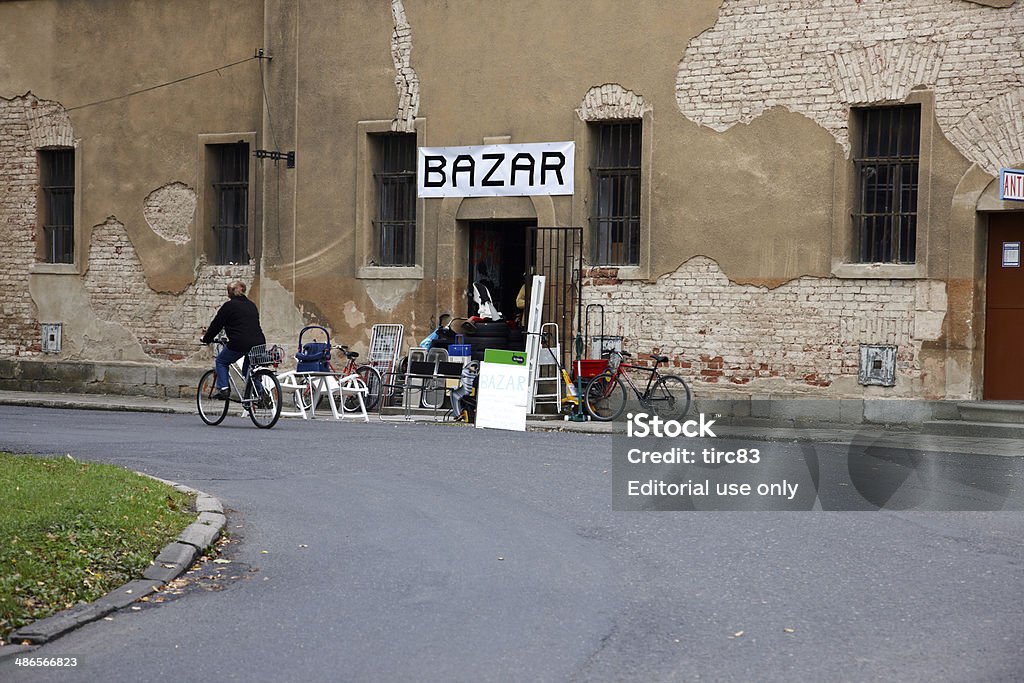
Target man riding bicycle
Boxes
[201,280,266,400]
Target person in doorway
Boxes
[201,279,266,399]
[516,275,529,328]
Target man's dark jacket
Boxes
[201,295,266,352]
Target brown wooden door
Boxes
[984,213,1024,399]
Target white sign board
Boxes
[1000,169,1024,202]
[418,142,574,198]
[475,349,530,432]
[1003,241,1021,268]
[524,275,546,409]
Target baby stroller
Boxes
[288,325,333,413]
[449,360,480,423]
[294,325,332,372]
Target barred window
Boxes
[373,134,416,266]
[40,148,75,264]
[854,105,920,264]
[211,143,249,265]
[591,121,641,266]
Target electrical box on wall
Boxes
[590,335,622,359]
[41,323,62,353]
[858,344,896,387]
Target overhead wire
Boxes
[65,56,258,112]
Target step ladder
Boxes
[531,322,562,414]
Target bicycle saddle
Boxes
[651,354,669,364]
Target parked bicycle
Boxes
[197,337,284,428]
[292,344,383,413]
[583,349,691,422]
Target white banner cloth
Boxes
[418,142,574,198]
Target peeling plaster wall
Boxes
[3,0,1021,404]
[676,0,1024,173]
[82,217,256,362]
[0,94,74,358]
[0,95,39,357]
[143,182,195,244]
[0,2,300,382]
[664,0,1022,399]
[583,258,948,397]
[390,0,420,132]
[0,94,272,366]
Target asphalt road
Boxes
[1,405,1023,682]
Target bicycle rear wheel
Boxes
[646,374,691,422]
[248,369,282,429]
[584,372,627,421]
[196,369,229,426]
[293,376,315,412]
[344,364,383,412]
[291,374,328,413]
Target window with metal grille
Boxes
[853,105,920,264]
[591,121,641,266]
[373,134,416,266]
[40,148,75,264]
[212,143,249,265]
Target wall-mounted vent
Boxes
[858,344,896,386]
[41,323,62,353]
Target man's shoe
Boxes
[213,388,231,400]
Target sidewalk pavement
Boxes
[1,389,1023,457]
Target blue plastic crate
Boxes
[448,343,472,357]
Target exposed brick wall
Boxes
[0,95,75,358]
[576,84,650,122]
[1,94,254,365]
[676,0,1024,173]
[83,217,254,362]
[390,0,419,133]
[581,257,945,395]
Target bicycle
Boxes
[582,349,691,422]
[292,344,383,413]
[197,338,284,429]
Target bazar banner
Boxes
[418,142,574,198]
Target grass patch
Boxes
[0,452,194,642]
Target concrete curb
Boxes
[0,393,186,414]
[0,477,225,657]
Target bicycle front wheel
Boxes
[196,370,229,426]
[584,372,627,421]
[345,365,383,412]
[248,369,282,429]
[646,374,692,422]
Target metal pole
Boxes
[569,228,587,421]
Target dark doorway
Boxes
[984,212,1024,399]
[467,221,534,319]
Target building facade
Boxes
[1,0,1022,404]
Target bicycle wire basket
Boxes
[248,344,284,367]
[606,349,623,373]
